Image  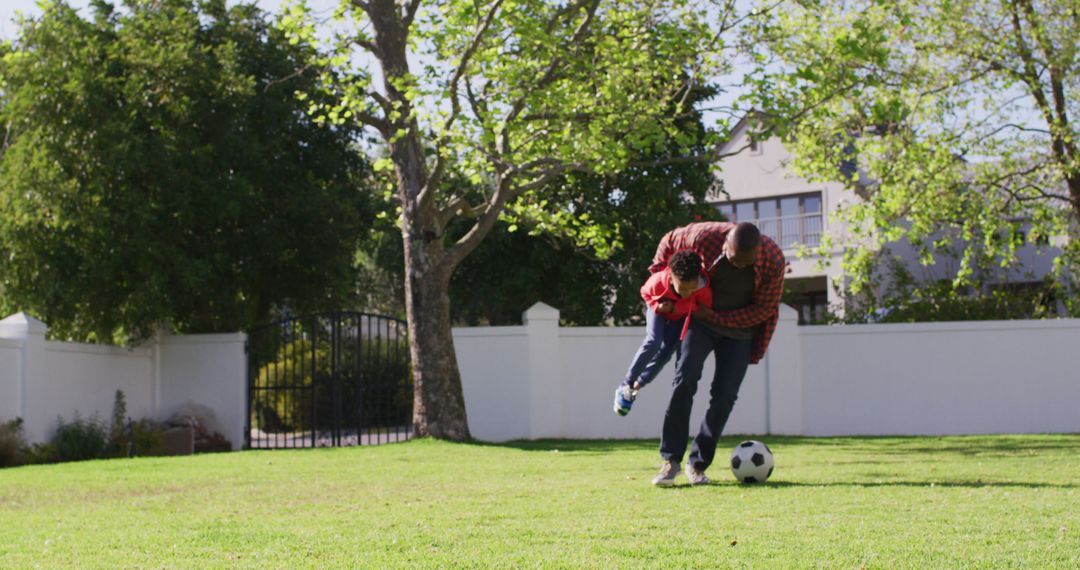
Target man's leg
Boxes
[687,336,753,471]
[659,322,714,463]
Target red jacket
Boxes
[649,222,786,364]
[640,268,713,340]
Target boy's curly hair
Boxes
[668,250,703,281]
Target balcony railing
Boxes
[753,213,822,249]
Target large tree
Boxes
[0,0,371,342]
[745,0,1079,312]
[282,0,748,439]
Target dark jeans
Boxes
[624,308,682,387]
[660,321,753,471]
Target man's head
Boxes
[668,250,704,298]
[724,222,761,269]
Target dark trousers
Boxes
[659,321,753,470]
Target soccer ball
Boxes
[730,440,774,484]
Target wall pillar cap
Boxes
[0,312,49,338]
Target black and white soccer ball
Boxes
[730,440,774,484]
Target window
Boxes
[783,285,829,325]
[713,192,824,249]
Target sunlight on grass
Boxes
[1,435,1078,568]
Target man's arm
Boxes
[647,229,677,274]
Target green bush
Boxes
[21,442,58,464]
[0,418,27,468]
[128,419,165,457]
[831,255,1064,324]
[109,390,128,456]
[52,414,109,463]
[9,391,167,465]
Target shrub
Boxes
[129,419,165,457]
[0,418,27,468]
[52,414,109,462]
[110,390,128,456]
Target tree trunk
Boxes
[369,0,472,440]
[402,234,472,440]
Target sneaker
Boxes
[652,460,680,486]
[612,383,639,416]
[684,463,710,485]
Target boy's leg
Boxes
[687,336,753,471]
[659,322,714,464]
[635,317,684,387]
[623,308,668,385]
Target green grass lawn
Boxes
[1,435,1078,568]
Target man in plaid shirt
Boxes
[647,221,787,486]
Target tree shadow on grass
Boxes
[463,439,659,455]
[716,479,1079,489]
[463,435,1080,458]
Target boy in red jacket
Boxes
[614,250,712,416]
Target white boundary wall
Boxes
[456,303,1080,441]
[3,303,1078,448]
[0,313,246,449]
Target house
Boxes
[708,116,1062,323]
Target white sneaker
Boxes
[652,460,680,486]
[685,463,710,485]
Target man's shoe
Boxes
[613,383,638,416]
[652,460,680,486]
[685,463,710,485]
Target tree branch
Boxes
[435,194,480,233]
[1017,0,1077,167]
[446,177,517,269]
[352,37,381,57]
[350,0,370,15]
[356,110,391,136]
[403,0,421,30]
[369,90,392,113]
[417,0,505,212]
[499,0,600,154]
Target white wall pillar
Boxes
[524,302,562,439]
[157,332,248,450]
[764,304,803,435]
[0,313,48,442]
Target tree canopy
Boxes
[746,0,1079,314]
[279,0,744,438]
[0,0,373,342]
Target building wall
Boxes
[710,123,857,310]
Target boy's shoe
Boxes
[652,460,680,486]
[613,383,639,416]
[685,463,710,485]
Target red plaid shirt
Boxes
[649,222,786,364]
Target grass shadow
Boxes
[720,479,1078,489]
[460,434,1080,457]
[463,438,659,455]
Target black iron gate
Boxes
[245,312,412,449]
